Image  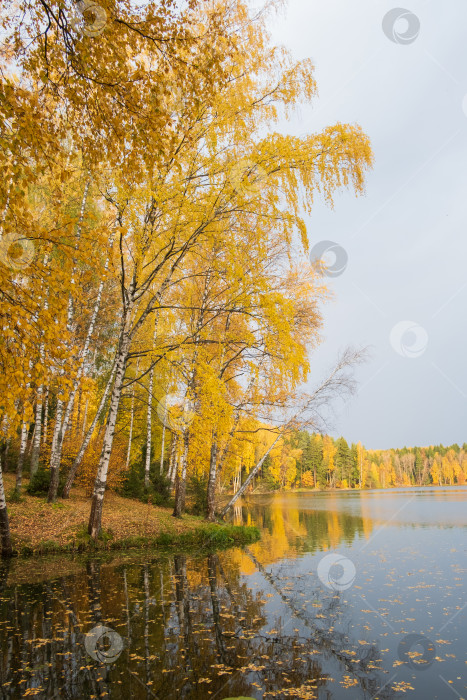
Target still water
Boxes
[0,487,466,699]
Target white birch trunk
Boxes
[220,433,282,518]
[168,435,178,484]
[86,237,181,535]
[220,350,361,517]
[144,367,154,488]
[52,263,108,446]
[206,432,218,520]
[76,384,82,439]
[125,358,139,470]
[26,424,35,458]
[233,460,241,493]
[42,389,49,447]
[48,271,108,498]
[173,429,189,517]
[29,264,49,474]
[82,397,88,438]
[160,423,166,475]
[217,369,259,477]
[62,359,117,498]
[3,439,10,467]
[68,394,74,439]
[88,327,132,538]
[172,272,210,517]
[0,456,12,556]
[16,418,29,493]
[125,390,135,470]
[47,180,90,500]
[47,398,64,502]
[171,378,197,517]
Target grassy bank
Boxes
[3,474,260,557]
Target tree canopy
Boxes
[0,0,373,552]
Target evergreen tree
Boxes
[335,437,351,485]
[309,434,324,488]
[349,443,360,487]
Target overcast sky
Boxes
[268,0,467,450]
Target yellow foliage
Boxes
[74,434,126,497]
[301,471,314,488]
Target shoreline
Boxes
[241,483,464,496]
[10,522,260,557]
[3,474,259,558]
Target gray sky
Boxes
[269,0,467,450]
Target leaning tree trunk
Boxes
[0,457,12,557]
[87,264,171,535]
[220,349,362,518]
[48,272,107,500]
[88,333,131,539]
[62,360,117,498]
[47,179,91,502]
[220,433,282,519]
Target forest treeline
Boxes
[257,431,467,490]
[0,0,373,554]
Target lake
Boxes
[0,487,466,699]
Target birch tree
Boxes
[220,348,366,518]
[0,457,12,557]
[0,0,373,543]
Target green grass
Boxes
[13,523,260,557]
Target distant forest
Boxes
[256,432,467,490]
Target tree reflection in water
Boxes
[0,536,395,699]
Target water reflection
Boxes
[236,493,374,563]
[0,487,465,699]
[0,555,393,699]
